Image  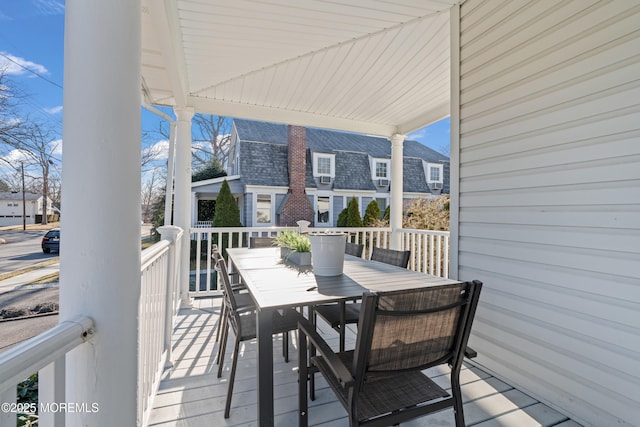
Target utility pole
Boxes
[21,161,26,230]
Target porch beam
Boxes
[174,107,194,307]
[389,133,406,250]
[61,0,141,425]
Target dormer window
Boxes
[313,153,335,177]
[424,162,443,183]
[371,158,390,180]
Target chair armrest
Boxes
[298,317,354,388]
[464,346,477,359]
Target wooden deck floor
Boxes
[148,297,582,427]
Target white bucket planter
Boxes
[309,233,347,276]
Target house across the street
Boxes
[0,192,54,227]
[191,118,449,227]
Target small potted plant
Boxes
[274,230,311,266]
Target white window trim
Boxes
[424,162,444,183]
[313,153,336,177]
[315,193,333,226]
[254,192,275,226]
[371,158,391,180]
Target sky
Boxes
[0,1,450,182]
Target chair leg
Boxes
[452,376,465,427]
[309,308,317,401]
[298,327,309,427]
[339,301,346,352]
[283,332,289,363]
[215,303,227,342]
[217,321,229,377]
[224,338,241,418]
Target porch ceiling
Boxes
[141,0,458,137]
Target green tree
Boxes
[363,200,381,226]
[383,205,390,222]
[191,158,227,182]
[211,179,243,258]
[346,197,363,227]
[336,208,348,227]
[212,179,242,226]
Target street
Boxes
[0,229,57,274]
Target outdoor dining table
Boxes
[225,246,461,427]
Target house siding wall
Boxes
[456,1,640,427]
[244,192,253,227]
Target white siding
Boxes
[455,1,640,426]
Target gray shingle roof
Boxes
[233,118,449,192]
[333,152,377,191]
[403,158,429,193]
[238,141,316,188]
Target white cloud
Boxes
[0,51,48,77]
[143,139,170,161]
[49,139,62,156]
[44,106,63,115]
[0,149,31,172]
[407,129,427,140]
[33,0,65,16]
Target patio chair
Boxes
[299,281,483,427]
[370,246,411,268]
[214,253,303,418]
[345,241,364,257]
[249,236,276,248]
[212,247,254,362]
[313,247,411,351]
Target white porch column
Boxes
[61,0,141,426]
[174,107,194,307]
[389,133,406,250]
[164,122,177,226]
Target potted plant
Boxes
[274,230,311,266]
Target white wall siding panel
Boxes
[456,1,640,426]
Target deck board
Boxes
[148,297,580,427]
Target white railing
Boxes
[400,228,450,278]
[138,226,183,427]
[188,226,449,297]
[0,316,94,427]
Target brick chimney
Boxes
[279,125,315,226]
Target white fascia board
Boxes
[191,174,241,188]
[190,96,398,138]
[403,192,438,199]
[244,185,289,194]
[332,189,377,196]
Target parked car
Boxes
[41,228,60,253]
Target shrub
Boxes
[345,197,363,227]
[363,200,381,226]
[336,208,348,227]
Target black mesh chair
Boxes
[370,246,411,268]
[214,252,303,418]
[345,241,364,257]
[313,246,411,351]
[212,246,253,350]
[299,281,483,427]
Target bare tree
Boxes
[0,121,58,224]
[141,167,164,223]
[150,114,232,170]
[191,114,232,169]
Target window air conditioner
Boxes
[428,182,443,190]
[319,176,332,184]
[377,179,389,187]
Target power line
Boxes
[0,51,63,89]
